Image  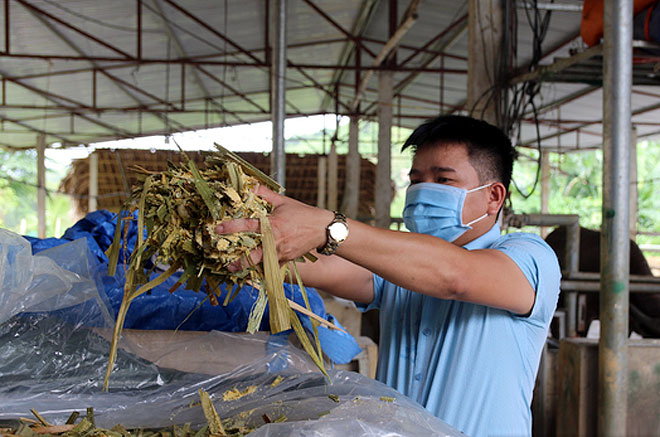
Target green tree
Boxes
[0,149,75,237]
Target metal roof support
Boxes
[137,0,142,60]
[4,0,9,53]
[320,0,381,112]
[150,0,246,124]
[362,14,468,116]
[398,14,467,68]
[0,51,464,72]
[350,9,418,112]
[36,134,46,238]
[163,0,263,64]
[0,114,73,144]
[524,85,600,118]
[20,9,183,136]
[520,98,660,146]
[599,0,632,433]
[197,66,267,113]
[271,0,286,187]
[301,0,377,59]
[15,0,132,59]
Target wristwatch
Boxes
[318,211,349,256]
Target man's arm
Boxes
[335,219,535,314]
[292,254,374,304]
[217,186,534,315]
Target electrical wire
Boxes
[40,0,164,34]
[469,0,555,199]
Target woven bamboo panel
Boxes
[60,149,377,218]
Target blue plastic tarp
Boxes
[24,210,360,364]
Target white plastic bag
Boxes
[0,229,107,325]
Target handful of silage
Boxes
[103,145,328,390]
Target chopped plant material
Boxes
[103,144,331,389]
[5,392,262,437]
[222,386,257,402]
[269,375,284,388]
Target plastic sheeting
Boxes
[22,211,361,364]
[0,229,464,436]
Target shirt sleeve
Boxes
[354,273,384,312]
[491,233,562,325]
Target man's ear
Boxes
[488,182,507,215]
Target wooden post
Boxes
[89,151,99,213]
[327,142,338,211]
[629,126,638,243]
[342,115,360,219]
[375,71,393,228]
[541,150,551,238]
[467,0,504,126]
[317,155,327,209]
[271,0,286,186]
[36,134,46,238]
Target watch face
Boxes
[328,222,349,241]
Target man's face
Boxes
[408,142,496,245]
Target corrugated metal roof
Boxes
[1,0,659,151]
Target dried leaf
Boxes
[198,389,226,435]
[259,213,290,333]
[103,147,326,387]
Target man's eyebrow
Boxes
[408,166,456,176]
[430,166,456,173]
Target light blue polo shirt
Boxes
[357,224,561,436]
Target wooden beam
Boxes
[342,115,360,218]
[375,71,393,228]
[468,0,505,125]
[37,134,46,238]
[89,151,98,213]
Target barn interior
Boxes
[1,0,660,435]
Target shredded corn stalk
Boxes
[103,144,326,389]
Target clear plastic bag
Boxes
[0,230,464,436]
[0,230,109,325]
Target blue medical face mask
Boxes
[402,182,492,242]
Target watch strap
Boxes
[318,211,347,256]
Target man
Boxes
[217,115,561,436]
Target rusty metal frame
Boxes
[15,0,133,58]
[301,0,377,59]
[21,2,187,136]
[0,0,656,152]
[361,13,469,116]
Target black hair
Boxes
[401,115,517,192]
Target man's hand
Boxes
[215,186,375,303]
[216,185,332,270]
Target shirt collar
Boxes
[462,222,501,250]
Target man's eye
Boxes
[410,180,421,185]
[435,177,450,183]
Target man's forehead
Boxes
[412,143,469,165]
[410,142,479,179]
